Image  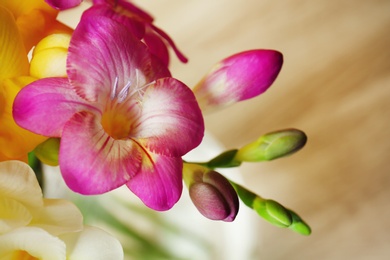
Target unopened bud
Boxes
[235,129,307,162]
[193,49,283,113]
[34,138,60,166]
[30,33,71,78]
[231,181,311,235]
[183,164,239,222]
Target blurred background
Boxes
[60,0,390,259]
[132,0,390,259]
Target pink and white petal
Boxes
[13,78,97,137]
[30,199,83,236]
[0,227,66,260]
[45,0,83,10]
[0,161,43,209]
[126,150,183,211]
[134,78,204,157]
[193,50,283,112]
[67,15,169,102]
[60,226,123,260]
[59,111,140,194]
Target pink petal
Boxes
[59,111,141,194]
[193,49,283,112]
[45,0,83,10]
[13,78,96,137]
[67,15,170,102]
[134,78,204,157]
[143,27,170,67]
[126,151,183,211]
[149,24,188,63]
[83,5,146,39]
[92,0,154,23]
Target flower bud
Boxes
[183,164,239,222]
[231,181,311,235]
[34,138,60,166]
[193,49,283,113]
[30,33,71,78]
[234,128,307,162]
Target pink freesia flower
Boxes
[13,15,204,211]
[192,50,283,113]
[45,0,83,10]
[88,0,188,65]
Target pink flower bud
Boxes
[188,170,239,222]
[193,49,283,112]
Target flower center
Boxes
[11,250,39,260]
[101,110,133,140]
[101,71,148,140]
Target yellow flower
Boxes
[0,6,48,162]
[0,4,72,162]
[0,160,123,259]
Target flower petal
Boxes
[13,77,96,137]
[60,226,123,260]
[0,227,66,260]
[0,198,32,234]
[1,0,56,18]
[193,50,283,112]
[0,161,43,210]
[45,0,83,10]
[127,151,183,211]
[0,6,29,80]
[67,14,170,101]
[1,76,47,160]
[143,27,170,66]
[135,78,204,157]
[59,111,140,194]
[84,4,146,39]
[30,199,83,235]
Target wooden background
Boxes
[134,0,390,259]
[60,0,390,259]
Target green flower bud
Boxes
[234,128,307,162]
[183,163,239,222]
[288,210,311,236]
[33,138,60,166]
[230,181,311,235]
[253,198,292,227]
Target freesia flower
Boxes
[13,15,204,210]
[0,5,47,161]
[85,0,188,65]
[0,160,124,259]
[192,49,283,113]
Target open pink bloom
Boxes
[88,0,188,66]
[13,16,204,211]
[192,50,283,113]
[45,0,83,10]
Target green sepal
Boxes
[206,149,241,168]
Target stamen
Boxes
[117,80,132,103]
[110,70,152,104]
[111,76,119,100]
